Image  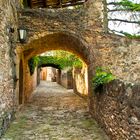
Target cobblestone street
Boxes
[2,81,109,140]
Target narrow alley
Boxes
[2,81,109,140]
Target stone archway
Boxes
[23,32,91,63]
[18,31,94,102]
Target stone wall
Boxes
[56,69,61,85]
[60,70,73,89]
[90,80,140,140]
[51,68,57,82]
[16,1,140,139]
[0,0,18,137]
[40,67,47,81]
[18,2,140,84]
[72,67,88,97]
[93,35,140,84]
[24,63,38,102]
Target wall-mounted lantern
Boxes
[18,28,27,43]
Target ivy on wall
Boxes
[28,56,82,75]
[28,56,40,75]
[92,67,115,93]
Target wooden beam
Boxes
[29,0,86,8]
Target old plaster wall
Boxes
[72,66,88,97]
[60,70,73,89]
[56,69,61,84]
[40,67,47,81]
[24,62,38,101]
[0,0,18,136]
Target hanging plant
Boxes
[28,55,83,75]
[28,56,40,75]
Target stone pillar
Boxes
[72,67,88,97]
[0,0,18,137]
[40,68,47,81]
[37,68,41,85]
[51,68,57,82]
[84,0,105,32]
[60,70,73,89]
[56,69,61,85]
[87,63,96,113]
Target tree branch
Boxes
[108,8,137,12]
[107,2,122,6]
[108,18,140,24]
[108,29,124,35]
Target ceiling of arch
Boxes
[39,63,61,69]
[22,32,90,64]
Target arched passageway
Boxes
[3,80,109,140]
[17,32,94,103]
[5,32,108,139]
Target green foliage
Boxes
[117,0,140,11]
[92,67,115,92]
[28,56,39,75]
[73,59,83,68]
[38,55,82,69]
[38,56,61,68]
[54,50,83,68]
[38,56,75,69]
[28,54,83,75]
[21,0,29,8]
[120,31,140,39]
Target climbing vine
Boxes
[28,56,39,75]
[38,56,73,69]
[92,67,115,93]
[28,55,82,75]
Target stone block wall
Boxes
[18,2,140,84]
[51,68,57,82]
[16,1,140,139]
[90,80,140,140]
[24,64,38,102]
[72,67,88,97]
[0,0,18,137]
[93,35,140,84]
[60,70,73,89]
[40,67,47,81]
[56,69,61,85]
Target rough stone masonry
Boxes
[0,0,18,137]
[17,1,140,139]
[0,0,140,139]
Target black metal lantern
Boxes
[18,28,27,43]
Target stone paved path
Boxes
[2,81,109,140]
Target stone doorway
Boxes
[19,60,23,105]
